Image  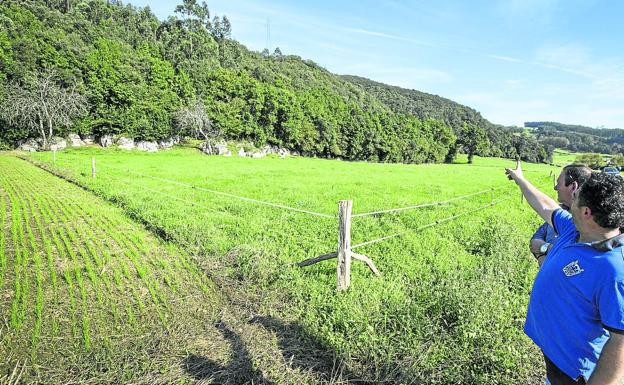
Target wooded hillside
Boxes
[0,0,550,163]
[526,121,624,155]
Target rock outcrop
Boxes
[202,140,231,156]
[100,134,114,147]
[67,133,85,147]
[18,139,39,152]
[136,141,158,152]
[49,136,67,151]
[117,137,135,150]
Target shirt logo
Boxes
[563,260,584,277]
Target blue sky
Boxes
[128,0,624,129]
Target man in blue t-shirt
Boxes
[530,165,592,267]
[506,162,624,385]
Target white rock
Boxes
[82,135,94,145]
[136,141,158,152]
[201,140,228,155]
[158,138,175,150]
[49,137,67,151]
[18,138,39,152]
[238,148,246,157]
[215,142,229,155]
[261,145,275,154]
[117,137,135,150]
[100,134,114,147]
[250,151,265,158]
[67,133,84,147]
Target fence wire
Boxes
[30,153,554,243]
[101,163,336,219]
[351,178,554,250]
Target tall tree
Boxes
[0,68,87,148]
[174,0,211,59]
[457,123,489,163]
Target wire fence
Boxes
[352,184,514,217]
[46,151,545,222]
[352,196,512,249]
[23,152,556,289]
[351,177,554,250]
[102,163,337,219]
[28,152,554,224]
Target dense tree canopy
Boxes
[527,121,624,155]
[0,0,549,163]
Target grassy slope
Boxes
[22,147,564,384]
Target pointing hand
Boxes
[505,159,524,183]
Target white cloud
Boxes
[489,55,522,63]
[343,28,437,48]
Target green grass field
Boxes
[4,148,566,384]
[0,156,234,384]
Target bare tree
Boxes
[0,69,88,149]
[173,100,219,140]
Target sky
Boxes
[127,0,624,129]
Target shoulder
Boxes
[552,208,575,236]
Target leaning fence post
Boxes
[337,200,353,291]
[91,157,96,179]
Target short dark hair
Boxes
[577,173,624,229]
[562,164,592,186]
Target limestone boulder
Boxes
[158,138,175,150]
[201,140,230,156]
[67,133,85,147]
[100,134,114,147]
[49,136,67,151]
[237,148,246,157]
[18,138,40,152]
[136,141,158,152]
[117,136,135,150]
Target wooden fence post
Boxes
[91,157,96,178]
[336,200,352,291]
[297,199,378,291]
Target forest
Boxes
[526,121,624,155]
[0,0,551,164]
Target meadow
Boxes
[8,147,563,384]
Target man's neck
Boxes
[578,227,622,243]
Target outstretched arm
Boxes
[505,160,559,226]
[586,332,624,385]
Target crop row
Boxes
[0,157,209,359]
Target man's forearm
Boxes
[514,176,559,224]
[587,333,624,385]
